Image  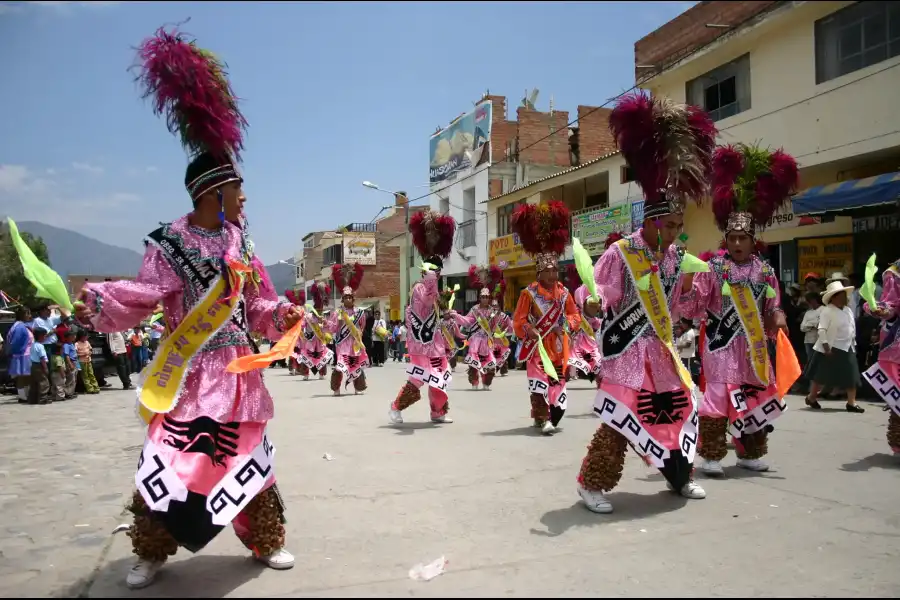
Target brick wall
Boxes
[576,106,615,162]
[489,178,503,199]
[486,95,518,163]
[633,1,782,82]
[517,106,570,167]
[355,246,400,300]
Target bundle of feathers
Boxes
[331,263,365,292]
[711,143,800,231]
[510,200,571,256]
[608,90,717,206]
[468,265,506,301]
[134,26,248,161]
[408,210,456,260]
[284,289,306,305]
[604,231,625,250]
[310,281,331,309]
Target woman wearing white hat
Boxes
[805,280,865,412]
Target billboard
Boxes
[571,205,632,256]
[343,233,376,266]
[488,233,533,269]
[429,100,492,185]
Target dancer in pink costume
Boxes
[439,288,464,371]
[680,143,797,477]
[563,262,603,385]
[298,282,333,380]
[326,263,369,395]
[576,90,716,514]
[456,265,504,390]
[284,289,305,375]
[73,26,302,590]
[389,210,457,425]
[490,298,514,376]
[862,258,900,454]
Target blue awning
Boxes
[791,171,900,216]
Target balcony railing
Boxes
[456,219,476,250]
[343,222,378,233]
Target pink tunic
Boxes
[680,255,779,386]
[594,229,690,392]
[455,305,495,357]
[865,265,900,364]
[569,284,602,374]
[81,216,289,424]
[326,306,368,359]
[405,271,448,359]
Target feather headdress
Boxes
[510,200,571,272]
[331,263,364,295]
[608,90,717,218]
[285,289,306,305]
[467,264,506,301]
[711,143,799,236]
[409,210,457,268]
[134,26,248,201]
[604,231,625,250]
[310,281,331,311]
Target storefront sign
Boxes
[489,233,533,269]
[631,200,644,231]
[797,236,853,275]
[571,204,631,255]
[765,206,821,231]
[853,214,900,233]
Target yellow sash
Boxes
[617,240,693,390]
[729,284,770,386]
[477,315,494,349]
[579,316,595,338]
[138,274,240,420]
[340,308,364,353]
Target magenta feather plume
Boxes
[134,27,248,161]
[467,265,484,290]
[408,210,457,260]
[698,250,716,262]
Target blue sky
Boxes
[0,0,693,264]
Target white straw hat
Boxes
[821,280,854,305]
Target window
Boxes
[815,1,900,84]
[456,219,476,249]
[439,195,450,215]
[585,192,608,208]
[497,200,524,237]
[620,165,636,184]
[685,53,751,122]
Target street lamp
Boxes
[362,180,413,317]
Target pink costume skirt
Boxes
[301,344,334,372]
[135,414,275,552]
[402,353,451,418]
[526,354,568,411]
[464,336,496,373]
[593,373,698,490]
[335,348,369,387]
[701,381,787,438]
[864,360,900,417]
[568,333,602,376]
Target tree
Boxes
[0,222,52,309]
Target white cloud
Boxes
[71,161,104,175]
[0,163,139,226]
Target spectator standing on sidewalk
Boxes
[108,330,132,390]
[75,331,100,394]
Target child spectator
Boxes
[28,328,50,404]
[50,342,67,401]
[63,329,80,399]
[75,331,100,394]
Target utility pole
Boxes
[395,191,410,316]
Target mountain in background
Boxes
[14,221,297,293]
[15,221,144,280]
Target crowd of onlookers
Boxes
[5,304,164,405]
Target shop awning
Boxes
[792,171,900,216]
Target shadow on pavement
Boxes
[377,423,439,436]
[530,492,688,537]
[74,554,266,598]
[480,426,543,437]
[565,412,600,420]
[840,453,899,472]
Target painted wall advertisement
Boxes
[489,233,533,269]
[571,205,632,255]
[797,235,853,275]
[342,233,377,266]
[429,100,493,184]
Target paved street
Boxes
[1,362,899,598]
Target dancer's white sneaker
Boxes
[667,480,707,499]
[541,421,555,435]
[736,457,769,472]
[125,558,166,589]
[388,409,403,424]
[431,414,454,424]
[256,548,294,570]
[698,458,724,476]
[578,484,613,513]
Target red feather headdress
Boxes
[310,281,331,310]
[711,143,799,235]
[331,263,364,294]
[467,264,505,301]
[408,210,457,264]
[510,200,571,272]
[134,26,247,162]
[604,231,625,250]
[284,289,306,305]
[608,90,717,215]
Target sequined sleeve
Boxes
[564,291,581,332]
[678,270,715,320]
[866,269,899,319]
[251,256,279,302]
[324,310,340,334]
[412,271,439,314]
[244,275,292,339]
[83,244,182,333]
[763,270,782,318]
[593,246,624,311]
[454,305,478,329]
